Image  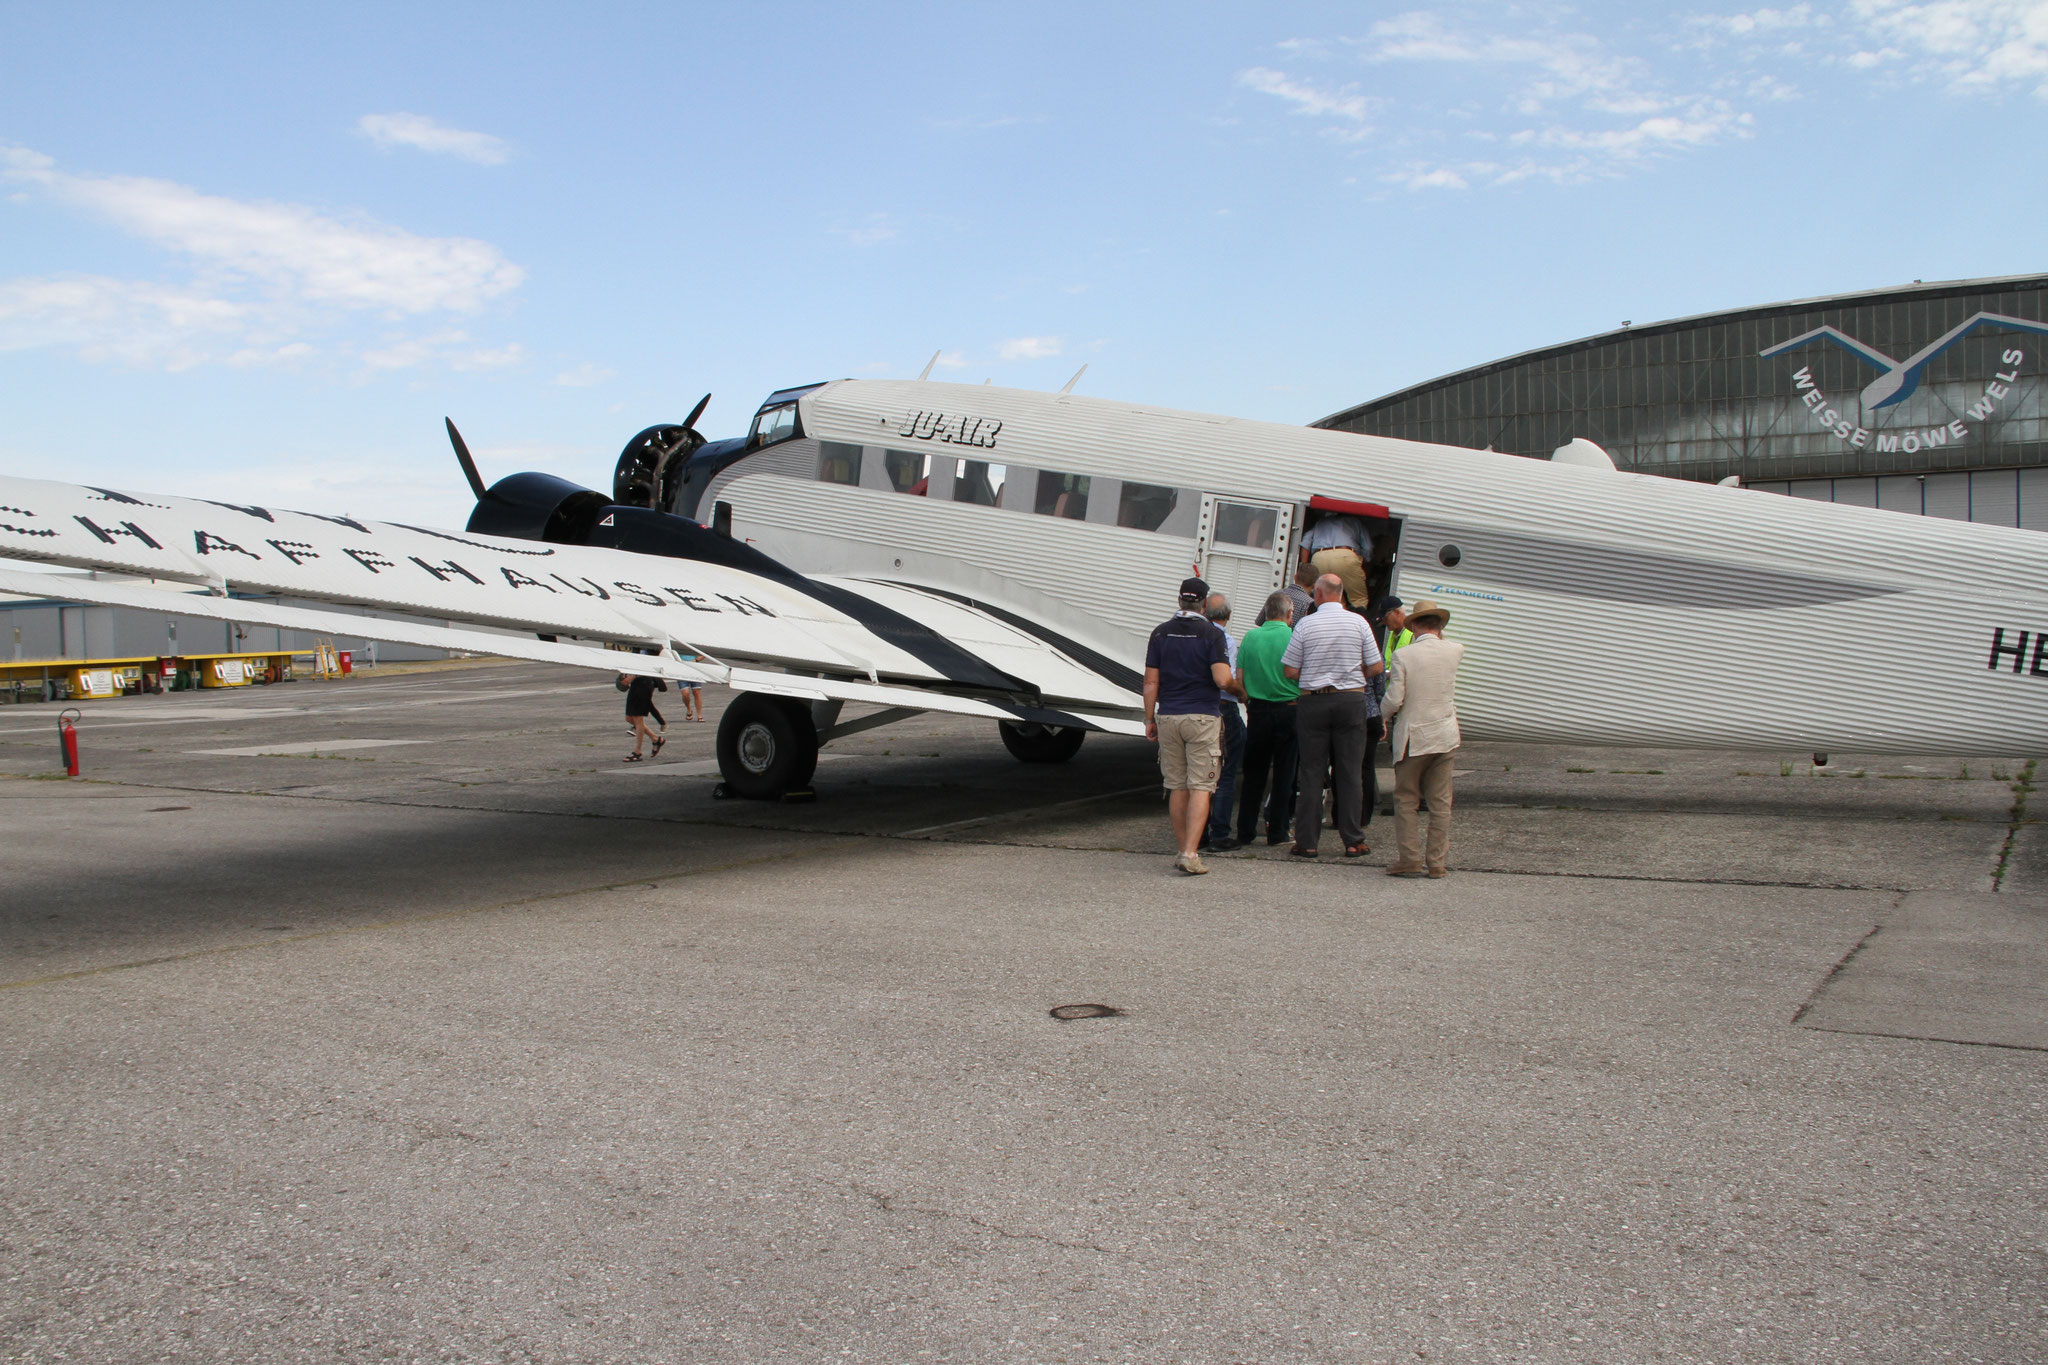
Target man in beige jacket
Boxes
[1380,598,1464,878]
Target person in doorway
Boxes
[1382,599,1465,878]
[1282,574,1383,859]
[1200,592,1246,852]
[1235,590,1300,846]
[1304,514,1373,610]
[1144,576,1241,876]
[622,672,668,762]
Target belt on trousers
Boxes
[1305,686,1364,695]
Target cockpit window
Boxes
[751,401,799,447]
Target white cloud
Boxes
[357,113,512,165]
[1699,0,2048,95]
[1253,14,1760,188]
[1238,66,1375,123]
[361,331,526,374]
[0,144,525,372]
[998,336,1063,361]
[833,212,899,245]
[0,275,249,369]
[934,350,969,369]
[1848,0,2048,93]
[1702,4,1832,37]
[1383,165,1473,189]
[554,361,614,387]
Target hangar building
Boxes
[1315,274,2048,530]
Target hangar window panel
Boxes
[2021,468,2048,530]
[951,459,1005,507]
[1924,472,1970,521]
[817,442,862,486]
[1117,481,1179,532]
[1970,470,2018,526]
[1033,471,1090,520]
[883,450,929,495]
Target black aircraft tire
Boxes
[716,693,820,798]
[998,720,1087,764]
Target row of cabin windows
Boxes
[814,442,1187,534]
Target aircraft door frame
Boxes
[1194,494,1295,640]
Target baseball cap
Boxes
[1179,576,1209,601]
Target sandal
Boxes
[652,735,665,755]
[624,752,643,762]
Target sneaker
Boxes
[1204,835,1240,852]
[1176,853,1210,876]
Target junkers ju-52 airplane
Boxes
[2,375,2046,798]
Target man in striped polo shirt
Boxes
[1280,574,1384,859]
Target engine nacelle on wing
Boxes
[465,471,804,584]
[465,472,612,545]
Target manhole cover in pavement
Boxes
[1049,1003,1124,1021]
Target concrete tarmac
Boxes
[1,663,2043,1364]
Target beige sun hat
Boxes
[1403,597,1452,628]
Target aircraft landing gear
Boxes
[998,720,1086,764]
[715,693,819,799]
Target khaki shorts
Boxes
[1156,712,1223,792]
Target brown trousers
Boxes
[1392,749,1455,873]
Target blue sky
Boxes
[4,1,2046,528]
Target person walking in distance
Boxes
[1200,591,1246,852]
[1144,576,1242,876]
[1235,590,1300,846]
[676,651,706,722]
[1381,598,1465,878]
[621,672,667,762]
[1281,574,1383,859]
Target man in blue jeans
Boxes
[1200,591,1247,852]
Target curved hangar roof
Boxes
[1314,274,2048,486]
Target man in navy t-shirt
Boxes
[1144,576,1243,875]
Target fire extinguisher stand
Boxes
[58,707,80,777]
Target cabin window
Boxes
[952,459,1005,507]
[752,401,799,447]
[1117,481,1178,532]
[1034,471,1090,520]
[818,442,862,486]
[1213,501,1278,551]
[884,450,930,495]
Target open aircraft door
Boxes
[1195,495,1295,641]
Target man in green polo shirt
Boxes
[1233,591,1302,846]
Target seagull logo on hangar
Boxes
[1760,310,2048,408]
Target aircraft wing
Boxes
[0,474,1145,735]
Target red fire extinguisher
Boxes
[58,708,80,777]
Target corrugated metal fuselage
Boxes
[709,379,2048,757]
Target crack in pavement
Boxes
[839,1181,1120,1255]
